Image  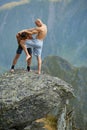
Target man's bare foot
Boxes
[35,71,41,75]
[10,69,14,72]
[38,71,41,74]
[26,55,31,61]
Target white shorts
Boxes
[25,39,43,57]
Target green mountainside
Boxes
[0,0,87,128]
[42,55,87,129]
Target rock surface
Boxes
[0,69,74,130]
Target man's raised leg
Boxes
[20,40,31,61]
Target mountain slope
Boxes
[42,55,87,129]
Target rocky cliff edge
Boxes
[0,69,74,130]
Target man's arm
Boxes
[18,27,36,33]
[18,30,32,35]
[27,28,35,31]
[18,27,40,35]
[26,28,39,35]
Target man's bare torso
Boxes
[36,24,47,40]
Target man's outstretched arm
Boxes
[18,28,35,34]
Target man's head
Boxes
[35,19,43,27]
[16,32,33,43]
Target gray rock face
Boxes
[0,69,74,130]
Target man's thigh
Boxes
[16,45,23,54]
[27,48,32,55]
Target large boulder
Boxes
[0,69,74,130]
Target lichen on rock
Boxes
[0,69,74,130]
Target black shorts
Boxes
[16,45,32,55]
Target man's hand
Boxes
[18,30,32,35]
[18,30,26,34]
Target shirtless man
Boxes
[19,19,47,74]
